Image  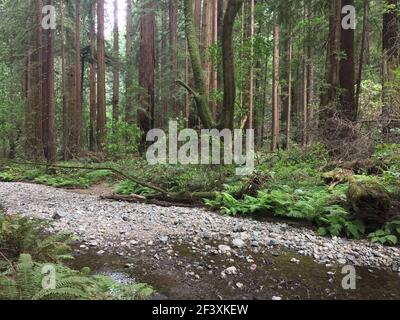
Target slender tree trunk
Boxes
[44,0,56,163]
[271,13,280,152]
[138,0,156,147]
[320,0,342,142]
[60,0,68,159]
[285,37,292,150]
[382,0,399,138]
[161,12,169,126]
[89,2,97,151]
[185,40,190,128]
[302,5,309,146]
[33,0,44,159]
[73,0,82,154]
[97,0,106,150]
[339,0,356,123]
[125,0,134,124]
[220,0,244,130]
[248,0,255,130]
[211,0,219,117]
[112,0,120,123]
[169,0,179,119]
[356,0,369,114]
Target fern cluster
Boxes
[0,213,154,300]
[206,186,367,239]
[0,254,153,300]
[368,220,400,246]
[0,214,74,262]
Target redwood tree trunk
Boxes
[271,13,280,152]
[44,0,56,163]
[220,0,244,130]
[339,0,356,122]
[125,0,134,124]
[169,0,179,119]
[138,0,156,147]
[112,0,120,123]
[382,0,399,138]
[89,2,97,151]
[33,0,44,160]
[97,0,106,150]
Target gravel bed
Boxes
[0,182,399,272]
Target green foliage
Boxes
[0,213,154,300]
[205,192,272,216]
[368,220,400,246]
[0,254,154,300]
[258,144,329,190]
[0,165,114,189]
[106,122,141,158]
[0,214,75,263]
[316,207,365,239]
[115,180,153,196]
[206,186,345,221]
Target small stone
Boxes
[225,266,238,275]
[250,264,257,271]
[266,238,278,246]
[236,282,244,289]
[97,250,105,255]
[338,258,347,265]
[272,296,282,301]
[52,213,62,220]
[251,241,259,247]
[159,236,169,243]
[232,238,245,248]
[218,245,231,253]
[290,258,300,264]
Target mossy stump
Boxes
[347,180,391,228]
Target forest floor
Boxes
[1,181,400,300]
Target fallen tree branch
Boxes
[5,161,168,195]
[100,194,205,208]
[176,79,198,99]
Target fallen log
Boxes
[348,179,391,229]
[5,161,168,195]
[100,193,212,208]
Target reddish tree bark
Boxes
[138,0,156,147]
[112,0,120,123]
[97,0,106,150]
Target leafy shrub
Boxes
[316,206,365,239]
[368,220,400,246]
[206,186,341,221]
[0,214,75,262]
[115,180,153,196]
[0,213,154,300]
[0,254,154,300]
[106,122,141,158]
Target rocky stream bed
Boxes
[1,182,399,300]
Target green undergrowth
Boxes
[0,213,153,300]
[206,144,400,245]
[0,164,114,189]
[0,143,399,245]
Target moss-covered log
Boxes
[347,180,391,228]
